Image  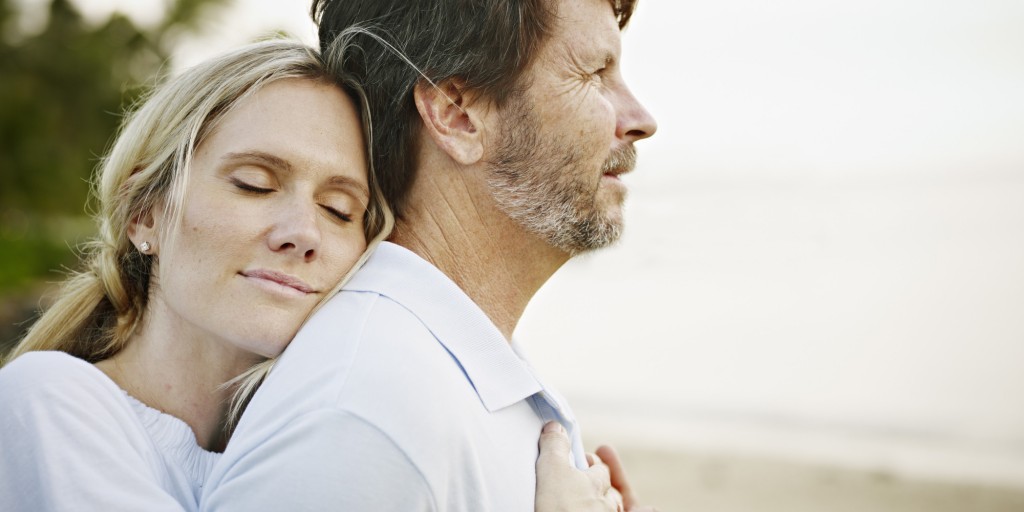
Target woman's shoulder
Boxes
[3,349,94,371]
[0,352,192,512]
[0,350,157,463]
[1,350,110,385]
[0,350,129,416]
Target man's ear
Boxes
[127,207,160,255]
[413,78,487,165]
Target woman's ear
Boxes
[127,208,160,255]
[412,78,488,165]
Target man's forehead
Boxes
[550,0,620,29]
[545,0,622,53]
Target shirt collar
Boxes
[344,242,545,412]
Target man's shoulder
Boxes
[276,287,435,374]
[233,290,444,432]
[331,291,483,411]
[267,286,505,441]
[217,287,543,512]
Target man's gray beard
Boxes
[485,102,636,255]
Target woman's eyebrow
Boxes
[328,175,370,201]
[222,150,292,172]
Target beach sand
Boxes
[607,444,1024,512]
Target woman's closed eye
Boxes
[231,177,274,194]
[320,204,353,223]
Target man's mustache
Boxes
[602,145,637,174]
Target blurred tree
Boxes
[0,0,228,348]
[0,0,227,218]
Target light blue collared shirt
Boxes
[202,242,586,512]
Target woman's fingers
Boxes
[535,423,621,512]
[585,453,612,494]
[537,421,572,469]
[596,445,663,512]
[595,445,639,508]
[603,487,625,512]
[538,435,658,512]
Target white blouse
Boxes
[0,351,219,511]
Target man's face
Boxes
[486,0,657,255]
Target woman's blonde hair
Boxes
[5,39,393,384]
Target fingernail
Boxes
[543,421,565,434]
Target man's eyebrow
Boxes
[222,151,292,172]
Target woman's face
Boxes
[142,78,369,359]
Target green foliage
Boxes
[0,217,85,291]
[0,0,228,297]
[4,0,144,217]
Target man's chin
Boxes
[557,216,624,256]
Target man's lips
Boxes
[240,269,316,294]
[602,145,638,179]
[603,167,629,179]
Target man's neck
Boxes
[390,165,570,340]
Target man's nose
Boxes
[268,202,321,262]
[615,84,658,143]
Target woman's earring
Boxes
[139,241,152,254]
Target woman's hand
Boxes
[595,444,659,512]
[535,422,623,512]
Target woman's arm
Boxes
[0,353,187,512]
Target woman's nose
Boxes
[267,202,321,261]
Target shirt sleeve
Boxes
[203,409,437,512]
[0,354,186,512]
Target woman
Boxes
[0,39,384,511]
[0,40,626,511]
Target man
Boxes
[202,0,656,509]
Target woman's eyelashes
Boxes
[230,173,356,224]
[231,177,274,194]
[320,205,353,223]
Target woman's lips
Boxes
[240,269,316,295]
